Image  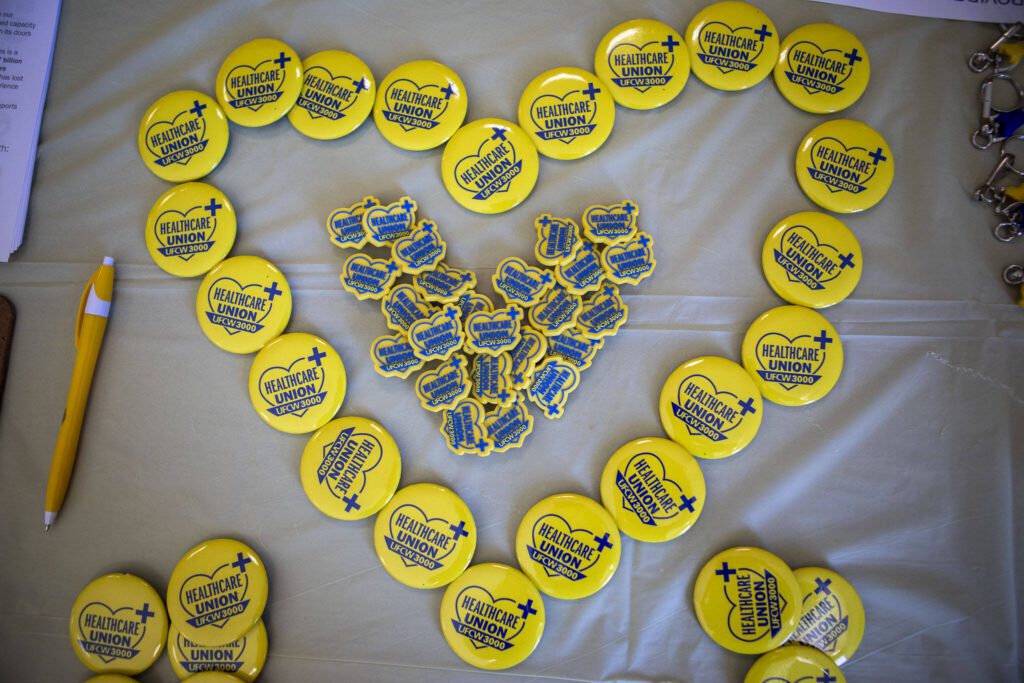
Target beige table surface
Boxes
[0,0,1022,681]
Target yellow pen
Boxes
[44,256,115,530]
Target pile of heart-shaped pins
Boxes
[327,195,655,455]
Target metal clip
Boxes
[972,74,1024,149]
[969,22,1024,73]
[974,153,1016,203]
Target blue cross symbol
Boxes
[204,198,222,216]
[539,215,552,227]
[869,147,887,165]
[441,83,457,100]
[638,234,651,248]
[342,494,361,512]
[817,672,837,683]
[450,520,469,540]
[813,330,833,349]
[444,307,459,322]
[273,51,291,70]
[135,603,156,624]
[603,285,616,297]
[353,77,368,93]
[189,99,207,118]
[385,261,399,274]
[307,347,327,366]
[622,202,636,215]
[716,562,737,582]
[738,397,757,416]
[231,552,252,573]
[498,389,510,403]
[507,307,521,320]
[814,577,833,595]
[661,34,680,52]
[512,372,524,384]
[451,356,463,369]
[263,281,283,300]
[517,599,537,620]
[844,48,862,66]
[476,438,489,451]
[754,24,773,41]
[679,494,698,513]
[839,252,855,270]
[547,404,561,416]
[364,197,377,208]
[582,82,601,100]
[593,532,614,552]
[540,271,552,284]
[401,199,415,213]
[491,127,508,141]
[421,220,435,233]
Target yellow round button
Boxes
[791,567,865,665]
[182,674,244,683]
[599,437,706,543]
[215,38,302,127]
[138,91,229,183]
[70,573,168,675]
[594,19,690,110]
[146,182,236,278]
[517,67,615,160]
[744,644,847,683]
[439,563,545,670]
[86,676,139,683]
[686,1,779,91]
[166,539,269,648]
[441,119,539,214]
[299,416,402,520]
[373,483,477,589]
[515,493,621,600]
[373,60,468,151]
[795,118,894,214]
[762,211,862,308]
[659,356,762,459]
[742,305,843,406]
[287,50,375,140]
[248,332,346,434]
[196,256,292,354]
[168,620,268,682]
[693,546,801,655]
[775,24,869,114]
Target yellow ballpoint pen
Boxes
[44,257,115,530]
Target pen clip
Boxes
[74,268,100,349]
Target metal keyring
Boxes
[985,73,1024,114]
[1003,264,1024,285]
[1000,136,1024,175]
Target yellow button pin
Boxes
[686,1,780,91]
[599,437,706,543]
[744,644,847,683]
[742,305,843,406]
[693,546,801,654]
[373,483,477,589]
[70,574,168,675]
[196,256,292,354]
[300,416,402,521]
[518,67,615,160]
[138,91,229,183]
[795,118,894,213]
[761,211,862,308]
[215,38,302,127]
[374,60,468,151]
[146,182,236,278]
[439,563,545,670]
[774,23,869,114]
[791,567,865,665]
[594,19,690,110]
[288,50,375,139]
[248,333,346,434]
[441,118,540,214]
[659,356,762,459]
[167,620,268,682]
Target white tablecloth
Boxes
[0,1,1021,681]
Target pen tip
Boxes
[103,256,114,266]
[44,525,50,532]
